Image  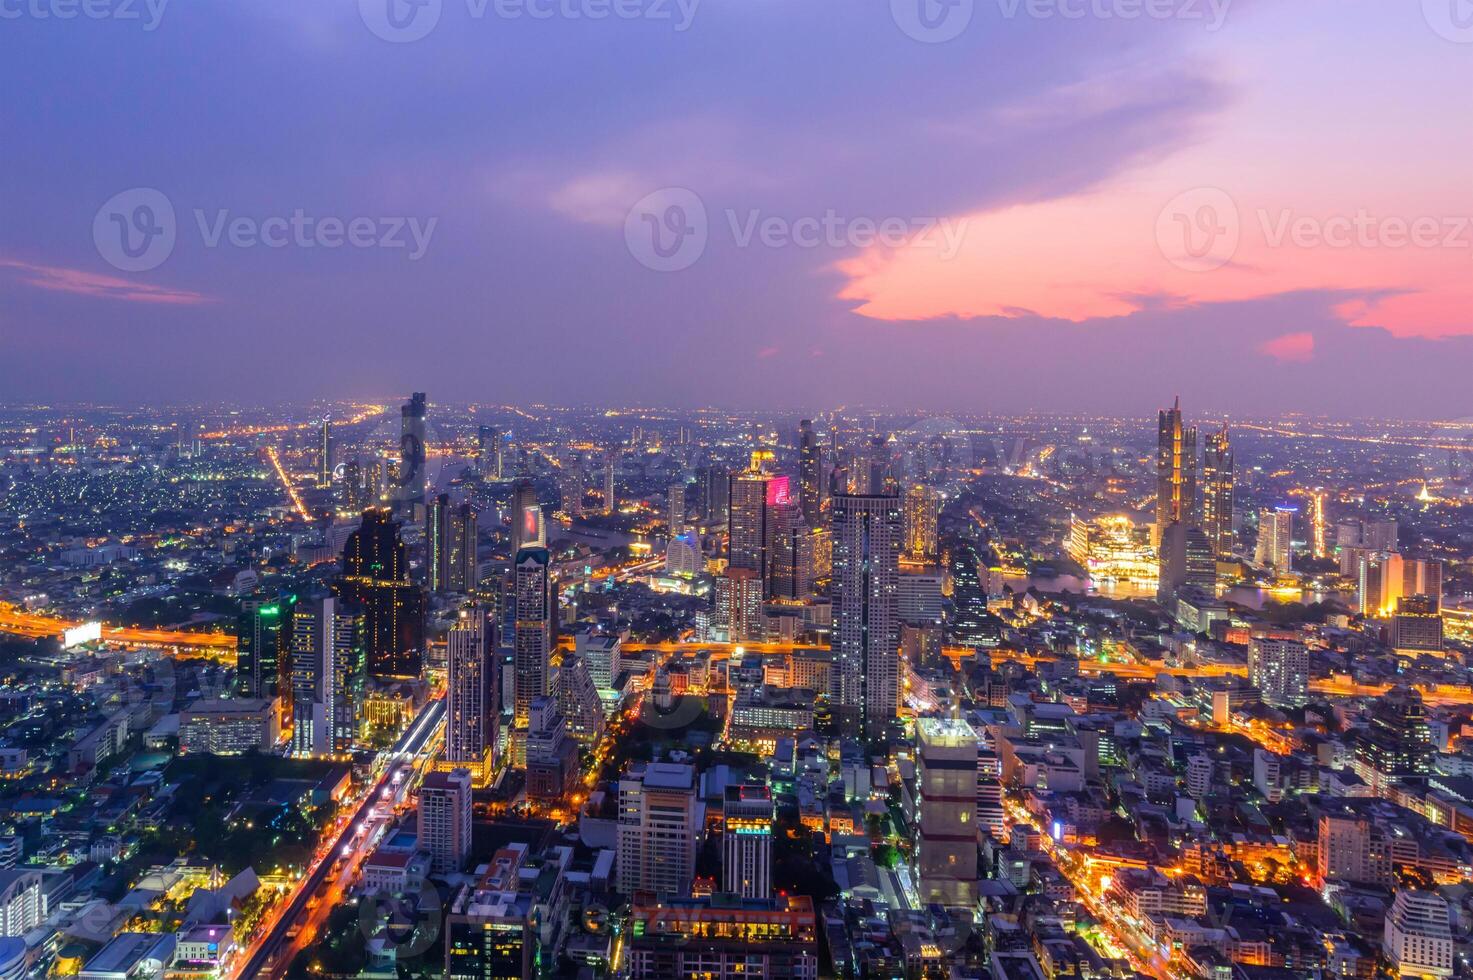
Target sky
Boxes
[2,0,1472,416]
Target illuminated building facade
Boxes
[317,417,332,489]
[915,717,980,910]
[722,784,774,899]
[392,392,428,508]
[1066,515,1157,586]
[236,595,290,700]
[290,595,363,757]
[617,762,700,896]
[1248,635,1308,708]
[1201,426,1234,558]
[830,491,901,743]
[428,494,478,594]
[510,480,544,553]
[1155,397,1198,544]
[336,508,425,679]
[902,483,939,564]
[513,547,553,731]
[624,895,819,980]
[1392,595,1445,655]
[1254,506,1295,572]
[798,419,822,526]
[446,608,494,786]
[729,454,780,579]
[714,568,764,643]
[420,768,473,875]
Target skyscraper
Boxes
[477,425,503,480]
[509,480,544,553]
[702,464,730,524]
[513,547,553,731]
[1254,506,1295,571]
[603,453,617,515]
[722,784,774,899]
[420,769,473,875]
[427,494,478,595]
[902,483,939,564]
[830,491,901,743]
[289,595,362,757]
[392,392,428,509]
[667,482,686,532]
[729,452,783,580]
[1201,425,1234,559]
[318,417,332,489]
[236,595,290,701]
[1155,397,1198,544]
[560,470,583,519]
[617,762,700,897]
[798,419,822,526]
[915,717,980,910]
[714,568,764,643]
[336,508,425,679]
[446,607,494,786]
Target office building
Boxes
[446,608,494,786]
[798,419,822,526]
[1392,595,1445,655]
[1363,519,1400,552]
[509,480,544,553]
[1155,397,1198,544]
[290,595,362,757]
[830,491,901,743]
[428,494,478,594]
[617,762,701,897]
[235,595,290,700]
[665,532,703,577]
[1384,890,1454,978]
[1317,811,1393,887]
[902,483,939,564]
[1254,506,1295,572]
[624,895,819,980]
[525,696,578,802]
[729,454,780,579]
[318,417,332,489]
[703,463,730,524]
[445,847,536,980]
[766,498,814,601]
[722,784,774,899]
[714,568,764,643]
[420,769,473,875]
[1352,686,1434,786]
[336,510,424,680]
[915,717,980,909]
[558,653,605,744]
[477,425,503,480]
[392,392,428,508]
[559,470,583,519]
[513,548,554,731]
[1158,522,1216,603]
[1248,635,1308,708]
[179,699,279,755]
[667,482,686,532]
[603,453,617,514]
[1201,425,1234,558]
[1360,553,1443,617]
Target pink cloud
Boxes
[1258,332,1315,363]
[0,259,209,305]
[756,345,780,359]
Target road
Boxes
[234,696,446,980]
[0,602,235,655]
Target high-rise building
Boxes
[477,425,503,480]
[420,769,473,875]
[236,595,290,700]
[1248,635,1308,708]
[1254,506,1295,571]
[714,568,764,643]
[1363,519,1400,552]
[830,491,901,743]
[509,480,544,553]
[513,548,553,730]
[336,508,425,679]
[616,762,700,897]
[1317,811,1393,887]
[446,608,495,786]
[702,464,730,524]
[666,532,703,577]
[317,417,332,489]
[603,453,617,515]
[392,392,428,508]
[1201,426,1234,558]
[557,653,605,745]
[1155,397,1198,544]
[667,482,686,532]
[722,784,774,899]
[289,595,362,757]
[729,455,780,579]
[428,494,478,595]
[1359,553,1443,616]
[525,696,578,802]
[915,717,979,909]
[902,484,939,564]
[1392,595,1445,655]
[765,498,814,601]
[1384,889,1454,978]
[623,895,819,980]
[559,470,583,520]
[798,419,822,526]
[1158,523,1216,604]
[1352,686,1434,787]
